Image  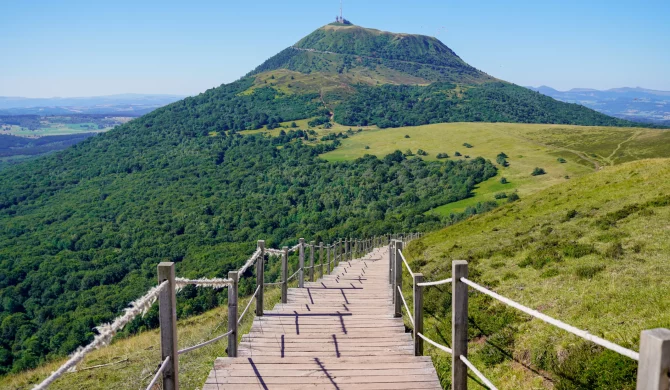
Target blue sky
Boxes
[1,0,668,97]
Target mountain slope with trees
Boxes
[0,21,657,376]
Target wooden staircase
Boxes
[204,246,441,389]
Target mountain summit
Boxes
[249,24,491,85]
[188,23,641,130]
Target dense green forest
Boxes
[333,82,647,128]
[0,107,496,373]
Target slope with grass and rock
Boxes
[403,158,670,389]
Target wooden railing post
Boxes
[281,246,288,304]
[157,262,179,390]
[452,260,469,390]
[327,244,331,274]
[394,240,403,318]
[309,240,315,282]
[344,238,348,261]
[319,242,324,279]
[298,238,305,288]
[389,240,395,284]
[636,328,670,390]
[414,273,423,356]
[227,271,239,357]
[256,240,264,317]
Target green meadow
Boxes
[403,158,670,389]
[320,122,669,214]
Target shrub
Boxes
[416,149,428,156]
[575,265,605,279]
[404,149,414,156]
[531,167,546,176]
[404,134,410,138]
[463,143,473,148]
[557,157,567,163]
[364,146,370,150]
[496,152,509,166]
[290,122,297,128]
[454,151,462,156]
[604,242,624,259]
[500,177,508,184]
[540,268,560,278]
[464,155,470,159]
[494,192,507,199]
[561,242,595,258]
[436,153,449,159]
[561,209,578,222]
[507,193,520,202]
[502,272,518,280]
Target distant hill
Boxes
[0,94,184,116]
[528,86,670,125]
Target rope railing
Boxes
[237,248,262,275]
[460,355,498,390]
[460,277,640,361]
[33,281,169,390]
[417,332,452,354]
[417,277,452,287]
[286,268,302,282]
[175,277,233,289]
[177,330,233,355]
[237,285,260,325]
[397,285,414,327]
[398,250,413,276]
[144,356,171,390]
[34,234,408,389]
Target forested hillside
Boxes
[0,108,496,373]
[0,20,656,377]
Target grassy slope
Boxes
[320,122,669,215]
[403,159,670,388]
[0,287,282,390]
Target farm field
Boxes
[1,123,112,137]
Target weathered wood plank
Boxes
[205,246,441,389]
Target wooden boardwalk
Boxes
[205,246,441,389]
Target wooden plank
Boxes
[205,246,441,389]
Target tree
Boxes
[417,149,428,156]
[500,177,508,184]
[531,167,546,176]
[436,153,449,159]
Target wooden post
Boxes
[256,240,264,317]
[452,260,469,390]
[327,244,331,274]
[309,240,315,282]
[299,238,305,288]
[394,240,403,318]
[228,271,239,357]
[157,262,178,390]
[319,242,324,279]
[636,328,670,390]
[414,273,424,356]
[389,240,394,284]
[281,246,288,304]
